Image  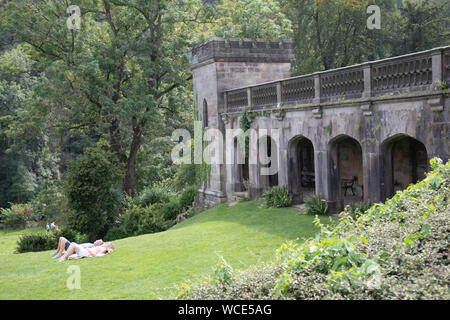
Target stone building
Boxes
[188,38,450,212]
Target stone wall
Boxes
[189,39,450,211]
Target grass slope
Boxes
[0,201,334,299]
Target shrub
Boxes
[120,203,173,237]
[104,226,128,241]
[262,185,292,208]
[343,202,372,220]
[0,203,34,230]
[16,227,87,253]
[135,184,173,207]
[178,158,450,300]
[16,233,55,253]
[305,194,328,215]
[178,186,197,211]
[64,147,123,242]
[173,162,199,191]
[30,182,68,224]
[161,198,182,220]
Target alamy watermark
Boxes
[171,121,280,176]
[66,265,81,290]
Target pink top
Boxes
[89,246,104,256]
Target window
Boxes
[203,99,208,128]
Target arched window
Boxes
[203,99,208,128]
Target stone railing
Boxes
[224,46,450,114]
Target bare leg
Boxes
[60,243,80,260]
[57,237,68,255]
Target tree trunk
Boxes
[122,127,142,197]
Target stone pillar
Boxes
[431,49,443,87]
[362,63,372,98]
[223,115,234,200]
[276,120,288,188]
[314,149,331,202]
[313,73,321,104]
[362,151,382,204]
[249,127,261,198]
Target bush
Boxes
[178,158,450,300]
[16,227,88,253]
[104,226,128,241]
[16,233,55,253]
[262,185,292,208]
[173,162,199,191]
[178,186,197,211]
[64,147,123,242]
[305,194,328,215]
[0,203,34,230]
[160,198,182,220]
[30,182,68,224]
[120,203,172,237]
[343,202,372,220]
[135,184,173,207]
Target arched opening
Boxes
[381,135,428,200]
[233,137,249,192]
[202,99,208,128]
[288,136,315,204]
[329,135,364,211]
[260,135,279,190]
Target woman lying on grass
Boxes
[58,242,114,262]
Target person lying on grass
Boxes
[52,237,104,258]
[58,242,114,262]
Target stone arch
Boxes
[287,135,316,204]
[381,134,428,200]
[328,135,364,211]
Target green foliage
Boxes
[305,194,329,215]
[342,202,372,220]
[0,203,34,230]
[239,107,251,158]
[207,0,292,40]
[178,186,197,211]
[64,147,123,241]
[135,184,173,208]
[121,204,172,237]
[285,0,449,75]
[104,226,128,242]
[30,182,68,224]
[173,162,199,191]
[263,185,292,208]
[16,233,55,253]
[161,198,183,221]
[178,158,450,300]
[16,227,87,253]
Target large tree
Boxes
[0,0,209,196]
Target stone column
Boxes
[313,73,321,104]
[362,150,382,204]
[314,149,331,202]
[223,114,234,200]
[275,117,288,188]
[431,49,443,87]
[362,63,372,99]
[248,126,261,199]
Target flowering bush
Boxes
[0,203,34,229]
[178,158,450,300]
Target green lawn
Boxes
[0,201,335,299]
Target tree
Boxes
[205,0,292,40]
[393,0,450,55]
[65,147,122,241]
[0,0,210,196]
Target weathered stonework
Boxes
[189,39,450,212]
